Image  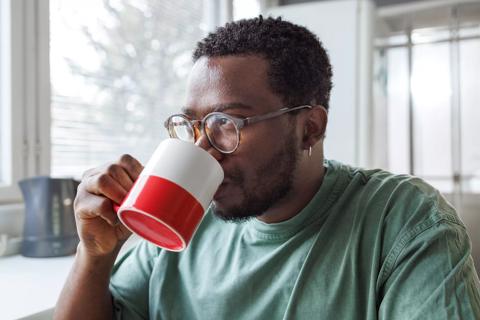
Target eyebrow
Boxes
[181,102,253,117]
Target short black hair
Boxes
[193,16,333,110]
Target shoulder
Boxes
[343,166,471,279]
[331,160,463,227]
[365,169,461,226]
[328,160,467,256]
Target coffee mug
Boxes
[116,138,224,251]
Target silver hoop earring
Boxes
[308,146,312,157]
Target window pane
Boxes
[386,47,410,174]
[50,0,206,178]
[233,0,260,21]
[460,39,480,193]
[411,43,453,192]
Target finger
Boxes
[82,162,134,193]
[81,161,119,179]
[82,173,127,205]
[105,163,135,192]
[117,154,144,181]
[74,191,119,227]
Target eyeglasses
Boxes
[164,105,312,154]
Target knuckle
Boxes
[73,184,85,209]
[73,196,81,213]
[73,198,86,218]
[76,181,83,196]
[119,154,134,166]
[73,187,93,216]
[97,174,111,190]
[106,163,120,177]
[76,180,85,193]
[118,154,143,178]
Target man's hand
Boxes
[55,154,144,320]
[74,154,144,257]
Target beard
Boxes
[211,126,301,223]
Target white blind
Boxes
[50,0,206,178]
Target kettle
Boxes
[18,176,80,257]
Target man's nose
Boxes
[195,134,224,162]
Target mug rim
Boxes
[117,206,187,252]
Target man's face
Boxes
[183,55,302,223]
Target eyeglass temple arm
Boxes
[244,105,312,126]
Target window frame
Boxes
[0,0,50,204]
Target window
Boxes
[375,3,480,194]
[0,0,50,205]
[459,38,480,193]
[50,0,209,178]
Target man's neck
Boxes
[256,161,326,224]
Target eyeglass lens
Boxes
[169,115,195,142]
[205,114,238,152]
[168,114,239,153]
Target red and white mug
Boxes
[116,138,224,251]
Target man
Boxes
[55,16,480,319]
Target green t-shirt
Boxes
[110,160,480,319]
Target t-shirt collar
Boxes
[245,159,347,241]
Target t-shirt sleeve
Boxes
[378,214,480,320]
[109,239,161,320]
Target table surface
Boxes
[0,235,141,320]
[0,254,75,320]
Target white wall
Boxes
[268,0,375,167]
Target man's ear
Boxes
[302,105,328,149]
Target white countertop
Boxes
[0,255,75,320]
[0,236,140,319]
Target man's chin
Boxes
[210,200,257,224]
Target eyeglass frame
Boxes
[164,104,312,154]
